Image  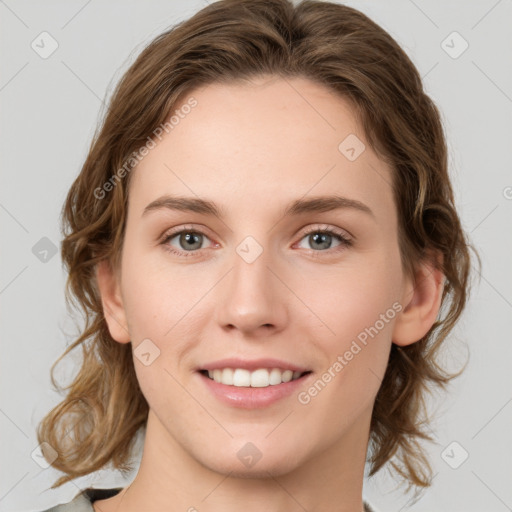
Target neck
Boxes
[104,409,370,512]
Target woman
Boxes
[37,0,477,511]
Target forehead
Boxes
[128,76,395,221]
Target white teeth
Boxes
[206,368,305,387]
[250,368,269,387]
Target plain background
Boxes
[1,1,511,511]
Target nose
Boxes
[214,239,289,337]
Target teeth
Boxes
[206,368,304,387]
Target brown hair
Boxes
[37,0,479,492]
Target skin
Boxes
[94,75,444,512]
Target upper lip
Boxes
[198,358,310,373]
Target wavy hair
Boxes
[37,0,479,492]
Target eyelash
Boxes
[160,225,353,258]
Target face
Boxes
[103,75,416,477]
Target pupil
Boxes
[182,232,201,250]
[311,232,330,250]
[178,232,332,251]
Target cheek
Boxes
[119,246,216,402]
[120,243,205,338]
[307,256,400,341]
[121,226,402,359]
[297,266,398,431]
[298,248,401,404]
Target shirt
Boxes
[38,487,379,511]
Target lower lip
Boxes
[198,371,312,409]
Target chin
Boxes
[197,446,305,479]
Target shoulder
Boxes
[37,488,123,512]
[364,500,379,512]
[39,489,374,512]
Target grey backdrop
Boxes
[1,1,511,511]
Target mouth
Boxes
[198,368,313,388]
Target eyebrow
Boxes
[142,194,375,219]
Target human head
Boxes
[37,0,477,492]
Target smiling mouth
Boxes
[198,368,313,388]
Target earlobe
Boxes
[95,259,131,344]
[392,253,445,347]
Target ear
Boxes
[392,251,445,346]
[95,259,131,344]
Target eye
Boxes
[160,224,353,258]
[295,226,352,254]
[160,226,214,257]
